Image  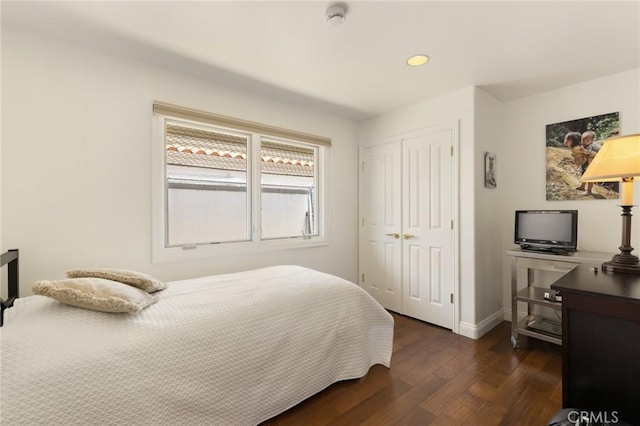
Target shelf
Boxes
[509,248,615,350]
[516,317,562,345]
[506,248,614,265]
[515,286,562,309]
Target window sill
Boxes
[152,237,329,263]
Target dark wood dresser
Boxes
[551,265,640,425]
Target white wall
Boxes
[3,23,638,336]
[500,68,640,316]
[0,6,3,292]
[1,26,360,295]
[358,87,479,333]
[358,70,640,338]
[473,88,504,328]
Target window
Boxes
[152,102,330,262]
[165,122,251,246]
[260,140,317,240]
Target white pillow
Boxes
[66,268,167,293]
[33,278,158,314]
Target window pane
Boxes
[165,122,249,246]
[260,140,317,240]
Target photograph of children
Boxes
[545,112,620,201]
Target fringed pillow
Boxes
[33,278,158,314]
[66,268,167,293]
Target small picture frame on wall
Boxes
[484,152,497,189]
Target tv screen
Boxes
[514,210,578,253]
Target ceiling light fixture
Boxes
[407,54,429,67]
[326,3,348,25]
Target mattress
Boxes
[0,265,393,425]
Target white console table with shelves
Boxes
[507,248,613,348]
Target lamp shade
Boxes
[582,133,640,182]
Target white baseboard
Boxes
[503,309,528,323]
[458,309,504,339]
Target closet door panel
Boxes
[402,129,454,329]
[359,142,402,312]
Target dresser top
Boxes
[551,264,640,301]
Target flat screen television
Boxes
[514,210,578,254]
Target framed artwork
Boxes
[484,152,497,189]
[545,112,619,201]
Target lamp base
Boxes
[601,253,640,275]
[602,204,640,275]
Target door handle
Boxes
[402,233,414,240]
[385,233,400,239]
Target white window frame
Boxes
[151,110,330,263]
[258,136,320,241]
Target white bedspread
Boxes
[0,265,393,425]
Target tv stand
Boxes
[519,245,572,256]
[506,248,613,348]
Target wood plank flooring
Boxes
[263,312,562,425]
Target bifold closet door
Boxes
[400,130,454,329]
[359,125,455,330]
[359,142,402,313]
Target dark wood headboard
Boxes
[1,249,19,326]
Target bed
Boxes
[0,250,394,425]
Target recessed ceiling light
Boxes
[407,54,429,67]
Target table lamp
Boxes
[582,133,640,274]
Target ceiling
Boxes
[3,1,639,120]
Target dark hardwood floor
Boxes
[263,312,562,425]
